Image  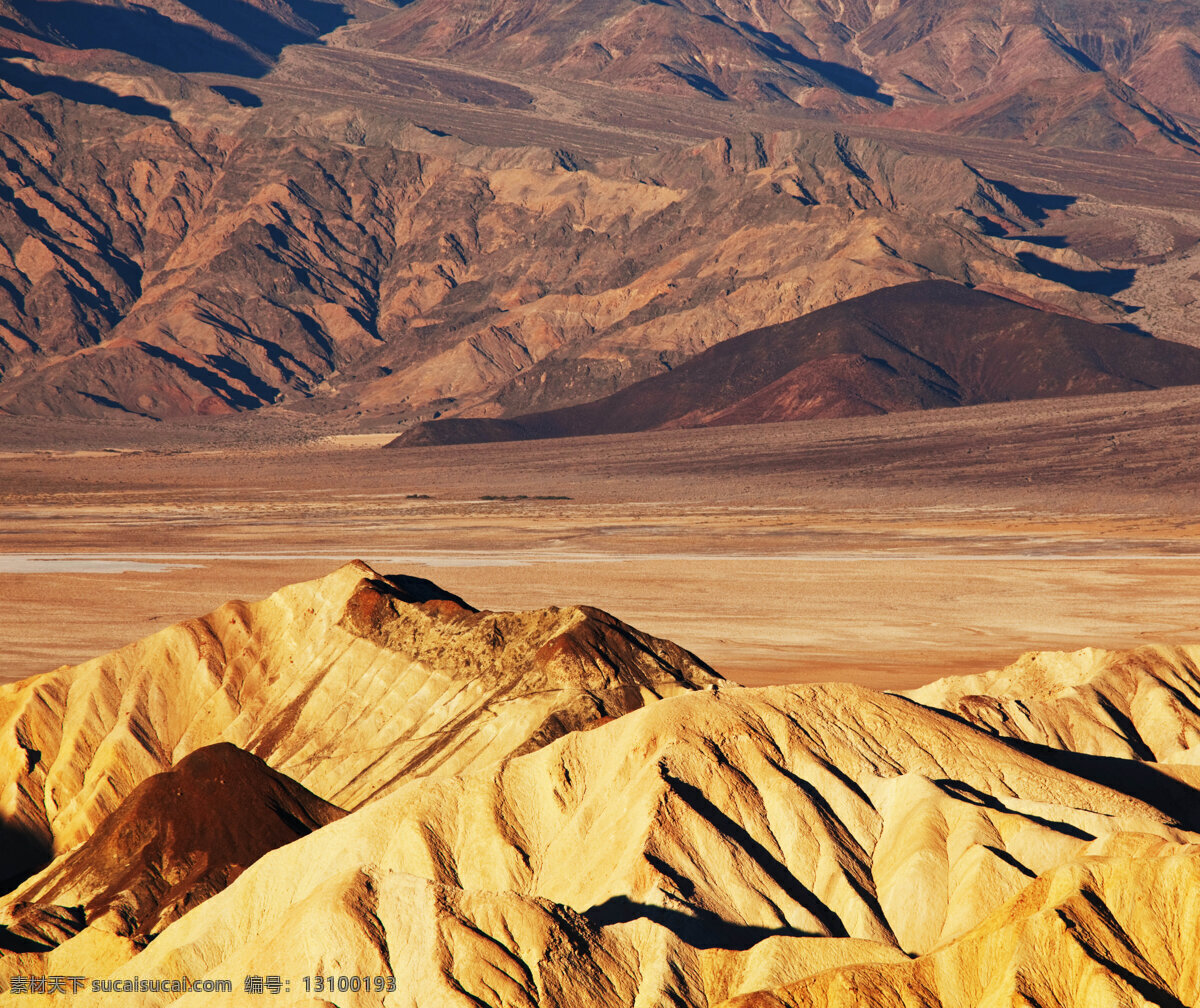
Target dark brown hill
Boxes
[393,280,1200,446]
[0,743,345,951]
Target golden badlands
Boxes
[0,563,1197,1007]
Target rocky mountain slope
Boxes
[718,839,1200,1007]
[1,0,1199,426]
[7,0,1199,152]
[395,279,1200,445]
[0,567,1198,1006]
[0,96,1133,423]
[908,643,1200,764]
[354,0,1200,151]
[0,743,345,952]
[0,561,717,888]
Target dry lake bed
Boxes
[2,387,1199,688]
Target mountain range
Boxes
[4,4,1200,1004]
[1,0,1199,428]
[367,0,1200,148]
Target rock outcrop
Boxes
[0,743,345,951]
[0,562,718,888]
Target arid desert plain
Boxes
[4,385,1199,690]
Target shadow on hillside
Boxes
[180,0,347,51]
[662,65,730,101]
[736,22,893,105]
[0,48,171,119]
[1002,738,1200,832]
[901,696,1200,832]
[1015,251,1136,297]
[9,0,350,77]
[211,84,263,107]
[0,819,53,898]
[897,696,1200,830]
[985,178,1077,221]
[586,895,819,950]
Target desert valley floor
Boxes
[3,385,1199,690]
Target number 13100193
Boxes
[304,975,397,994]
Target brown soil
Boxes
[2,386,1198,690]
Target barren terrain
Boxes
[3,385,1198,689]
[2,557,1199,1007]
[4,0,1200,425]
[3,1,1200,1004]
